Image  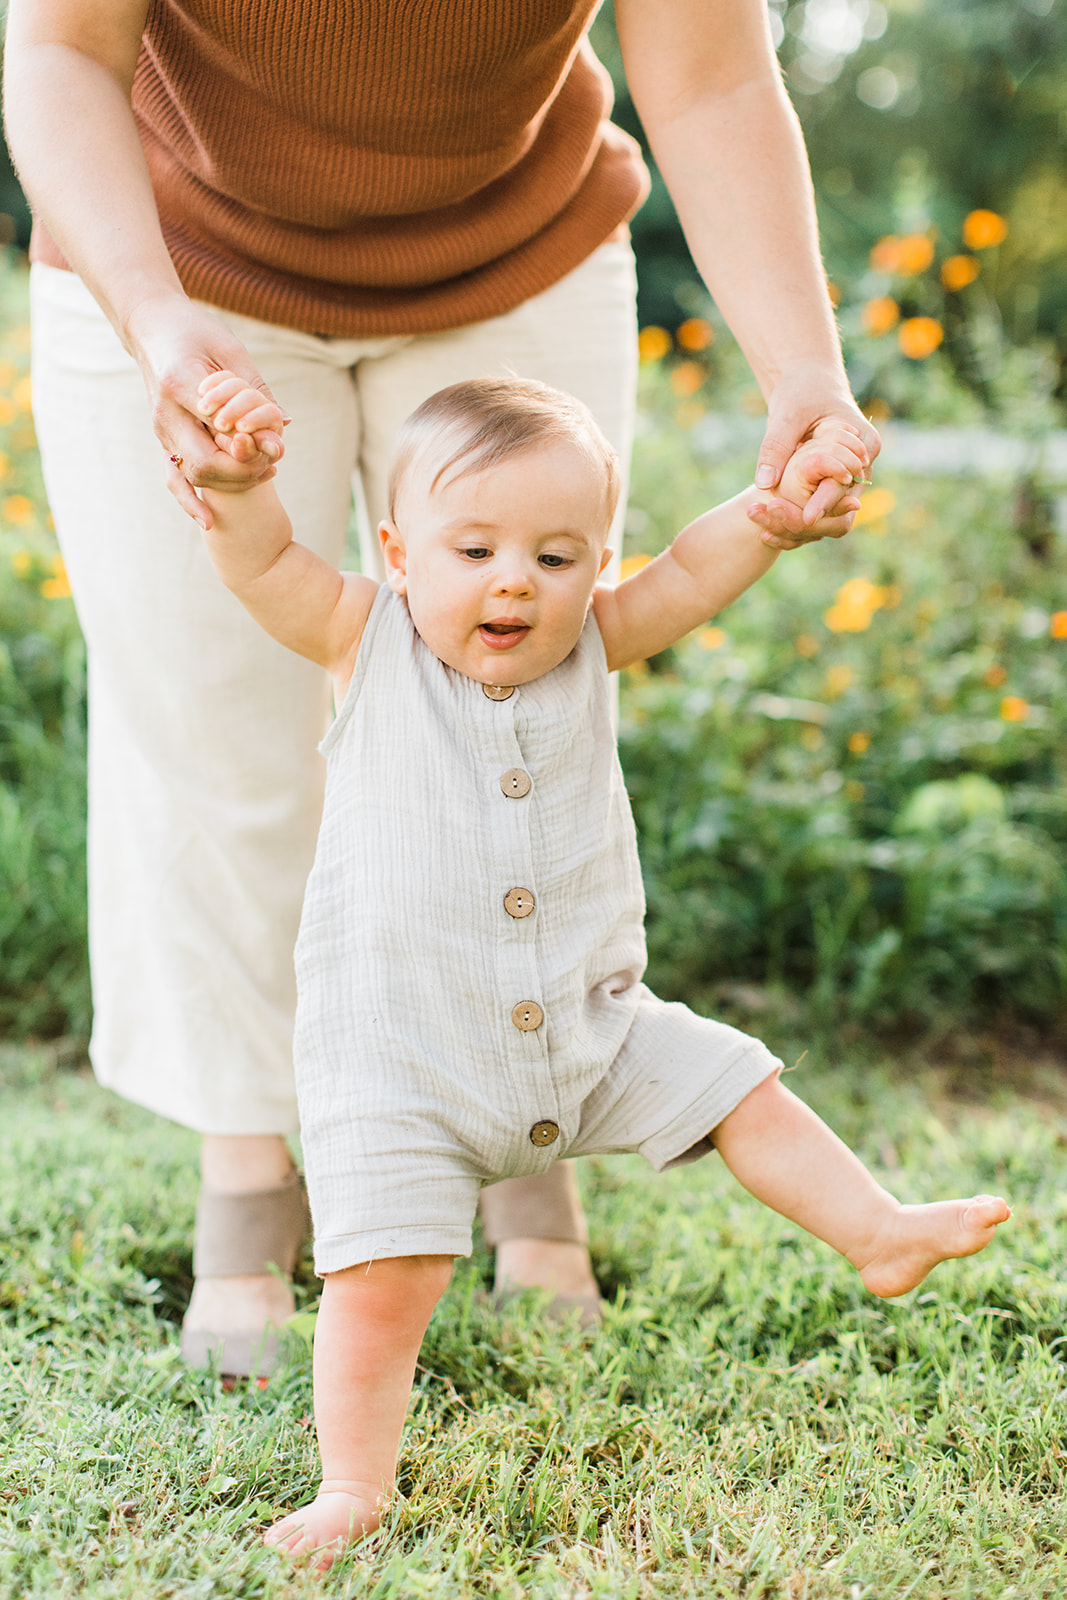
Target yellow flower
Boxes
[826,281,841,308]
[898,317,944,360]
[869,234,935,276]
[862,297,900,337]
[1000,696,1029,722]
[941,254,980,291]
[40,553,71,599]
[824,576,889,634]
[962,210,1008,250]
[13,375,32,412]
[3,493,35,527]
[0,400,15,427]
[1050,612,1067,639]
[698,626,727,650]
[675,317,714,352]
[637,326,671,363]
[985,663,1007,686]
[854,488,897,526]
[669,360,705,398]
[619,553,652,581]
[795,633,819,658]
[848,730,871,754]
[11,547,31,577]
[825,663,854,698]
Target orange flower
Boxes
[3,493,34,526]
[898,317,944,360]
[848,730,871,754]
[669,360,705,398]
[698,626,727,650]
[1050,612,1067,639]
[827,282,841,308]
[1000,696,1029,722]
[619,553,652,581]
[862,297,900,337]
[795,634,819,658]
[984,664,1007,686]
[854,488,897,526]
[824,578,887,634]
[637,326,671,363]
[676,317,714,352]
[869,234,934,276]
[962,210,1008,250]
[0,399,14,427]
[941,254,980,291]
[40,554,71,599]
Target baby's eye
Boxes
[538,553,572,569]
[461,546,491,561]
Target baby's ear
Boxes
[379,520,407,595]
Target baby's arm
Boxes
[594,423,865,672]
[197,375,376,682]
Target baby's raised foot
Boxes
[264,1483,382,1573]
[853,1194,1011,1298]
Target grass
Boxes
[4,1038,1067,1598]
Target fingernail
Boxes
[196,516,208,531]
[755,465,777,489]
[263,442,280,461]
[281,416,293,427]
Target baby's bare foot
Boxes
[852,1195,1011,1298]
[264,1484,382,1572]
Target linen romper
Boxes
[295,589,781,1273]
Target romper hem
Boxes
[638,1041,782,1172]
[314,1222,474,1276]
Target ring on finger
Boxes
[169,453,184,469]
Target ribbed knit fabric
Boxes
[32,0,648,336]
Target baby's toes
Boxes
[965,1194,1011,1234]
[263,1513,312,1551]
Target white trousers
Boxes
[30,242,638,1134]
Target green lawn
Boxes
[3,1038,1067,1599]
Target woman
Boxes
[4,0,876,1374]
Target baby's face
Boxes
[380,441,612,685]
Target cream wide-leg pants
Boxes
[30,241,638,1140]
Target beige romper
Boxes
[295,589,780,1273]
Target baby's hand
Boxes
[747,421,867,549]
[197,370,289,471]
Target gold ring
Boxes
[169,453,184,469]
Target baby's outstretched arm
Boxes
[595,424,864,672]
[197,374,375,682]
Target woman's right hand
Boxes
[125,293,287,529]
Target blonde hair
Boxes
[387,377,620,528]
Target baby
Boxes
[194,372,1009,1569]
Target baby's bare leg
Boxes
[265,1253,453,1571]
[711,1075,1009,1297]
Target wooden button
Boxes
[529,1120,559,1148]
[504,887,535,919]
[483,683,515,701]
[500,768,531,799]
[511,1000,543,1031]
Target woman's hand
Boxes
[753,362,881,541]
[125,294,287,529]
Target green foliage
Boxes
[0,264,88,1040]
[3,1043,1067,1595]
[622,373,1067,1034]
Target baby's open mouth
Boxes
[479,620,530,648]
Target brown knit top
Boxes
[32,0,648,336]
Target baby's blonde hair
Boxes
[387,377,620,529]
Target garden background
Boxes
[3,2,1067,1595]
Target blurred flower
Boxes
[827,282,841,308]
[670,361,705,398]
[676,317,714,352]
[0,400,14,427]
[0,359,15,388]
[880,584,903,609]
[40,554,71,599]
[848,730,871,754]
[962,210,1008,250]
[800,726,824,750]
[13,375,32,412]
[698,626,727,650]
[898,317,944,359]
[867,399,892,422]
[825,663,854,698]
[824,577,887,633]
[0,451,9,479]
[11,547,31,577]
[637,326,671,363]
[795,633,819,657]
[854,487,897,526]
[862,297,900,337]
[1050,612,1067,639]
[1000,696,1029,722]
[869,234,935,276]
[941,254,980,291]
[984,664,1007,686]
[619,553,652,581]
[3,493,34,526]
